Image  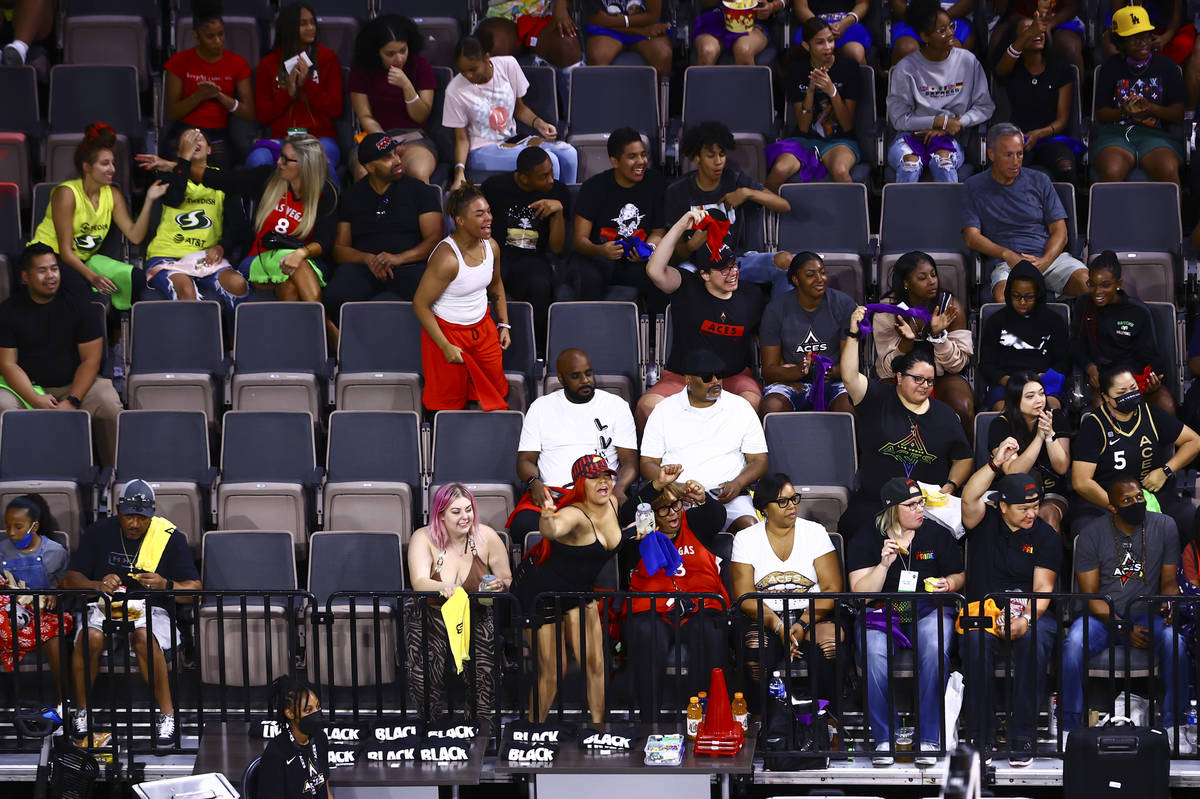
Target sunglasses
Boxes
[691,373,719,383]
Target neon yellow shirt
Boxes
[29,179,113,262]
[146,180,224,260]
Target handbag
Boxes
[759,697,830,770]
[261,231,306,252]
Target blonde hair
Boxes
[253,133,332,242]
[875,505,902,538]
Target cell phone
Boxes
[504,134,529,145]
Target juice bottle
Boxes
[731,692,748,732]
[686,696,703,740]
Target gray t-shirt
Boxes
[0,535,69,591]
[962,168,1065,257]
[1074,512,1178,618]
[759,287,856,369]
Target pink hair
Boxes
[428,482,480,550]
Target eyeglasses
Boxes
[278,154,298,164]
[654,499,695,516]
[901,372,936,387]
[715,263,741,274]
[899,498,927,509]
[1010,293,1038,303]
[772,495,802,508]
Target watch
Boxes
[1162,464,1174,479]
[525,475,542,489]
[66,395,82,409]
[846,328,861,339]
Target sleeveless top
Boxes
[426,535,491,607]
[430,236,493,326]
[30,179,113,262]
[146,180,225,259]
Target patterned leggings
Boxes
[403,600,497,725]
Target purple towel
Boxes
[857,303,933,334]
[764,139,829,183]
[864,609,913,648]
[806,354,835,411]
[900,133,957,165]
[1041,368,1066,396]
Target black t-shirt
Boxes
[986,411,1070,496]
[1005,58,1074,133]
[853,379,972,497]
[1074,403,1184,487]
[805,0,856,16]
[664,169,761,257]
[0,290,103,387]
[845,519,964,585]
[574,168,665,255]
[664,268,764,377]
[963,506,1061,603]
[257,731,331,799]
[785,55,861,140]
[1095,52,1184,129]
[67,517,199,612]
[336,174,440,258]
[481,173,571,261]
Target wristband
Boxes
[165,579,174,592]
[1162,464,1175,479]
[846,328,860,339]
[454,162,466,172]
[496,322,512,330]
[828,86,837,98]
[988,459,1002,474]
[945,480,959,493]
[847,11,859,22]
[796,617,810,631]
[927,328,948,343]
[405,94,420,104]
[1006,44,1023,59]
[66,395,82,409]
[623,13,629,27]
[230,98,239,113]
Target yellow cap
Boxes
[1111,6,1155,37]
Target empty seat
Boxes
[308,530,405,686]
[232,302,332,417]
[0,134,29,216]
[199,530,299,686]
[544,301,643,402]
[518,64,559,139]
[1087,182,1181,304]
[762,412,857,531]
[777,183,873,303]
[335,302,422,411]
[430,410,524,532]
[0,66,42,210]
[1146,301,1183,399]
[410,16,461,68]
[568,66,661,181]
[63,15,151,91]
[682,66,774,183]
[113,411,215,554]
[499,301,539,412]
[0,182,17,300]
[0,410,99,548]
[879,183,970,311]
[127,300,226,423]
[325,411,422,544]
[217,411,320,554]
[46,65,144,189]
[972,411,1001,469]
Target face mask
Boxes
[1116,501,1147,527]
[297,709,326,738]
[13,523,36,550]
[1113,390,1143,414]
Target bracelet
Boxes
[1006,44,1023,59]
[497,322,512,330]
[165,579,174,592]
[828,86,837,98]
[847,11,859,22]
[454,162,466,172]
[532,116,541,128]
[230,98,239,113]
[800,107,812,115]
[405,94,420,104]
[846,328,860,339]
[988,459,1002,474]
[623,13,629,27]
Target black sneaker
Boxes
[1009,739,1034,768]
[155,713,176,747]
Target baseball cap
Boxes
[357,132,399,166]
[118,479,156,516]
[986,473,1042,505]
[680,348,725,379]
[571,453,616,482]
[1111,5,1155,37]
[878,477,923,511]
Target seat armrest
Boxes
[198,466,219,492]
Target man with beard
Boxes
[323,133,442,322]
[508,348,638,538]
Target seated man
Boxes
[1061,477,1188,737]
[64,480,201,746]
[483,146,571,346]
[0,243,123,467]
[962,123,1089,303]
[960,441,1060,767]
[323,133,443,323]
[640,349,768,531]
[509,348,638,537]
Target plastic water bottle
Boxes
[1185,699,1198,754]
[635,503,656,537]
[769,671,786,701]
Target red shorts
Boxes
[420,315,509,411]
[645,367,762,400]
[516,15,552,47]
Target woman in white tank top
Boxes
[413,183,512,411]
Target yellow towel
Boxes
[440,587,471,674]
[133,517,174,574]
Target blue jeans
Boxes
[861,607,956,746]
[1061,614,1189,731]
[961,616,1057,746]
[246,137,342,186]
[887,134,964,183]
[467,140,579,184]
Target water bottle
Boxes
[1185,699,1198,754]
[1048,692,1059,739]
[768,671,786,701]
[635,503,656,537]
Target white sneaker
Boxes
[915,742,939,767]
[155,713,176,746]
[872,742,894,767]
[51,704,63,738]
[70,709,88,740]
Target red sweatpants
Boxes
[421,315,509,411]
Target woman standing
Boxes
[257,676,335,799]
[413,183,511,411]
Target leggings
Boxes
[403,600,497,726]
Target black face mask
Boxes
[297,709,326,738]
[1113,390,1143,414]
[1116,502,1147,527]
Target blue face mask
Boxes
[13,525,35,550]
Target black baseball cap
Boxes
[357,132,400,165]
[680,348,725,379]
[987,473,1042,505]
[879,477,923,510]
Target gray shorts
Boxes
[988,252,1087,294]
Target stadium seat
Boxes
[878,183,970,311]
[762,412,857,532]
[379,0,473,24]
[429,410,524,532]
[127,300,226,424]
[0,66,41,210]
[308,530,405,686]
[427,65,455,186]
[544,301,643,402]
[410,16,461,68]
[216,411,320,554]
[497,301,538,413]
[324,410,422,544]
[0,409,100,549]
[46,65,145,189]
[568,66,661,181]
[0,182,17,300]
[1146,301,1184,400]
[173,15,260,69]
[63,15,151,91]
[0,134,30,217]
[199,529,299,686]
[1086,182,1181,304]
[335,301,422,412]
[518,64,559,140]
[113,410,215,554]
[231,302,332,418]
[681,65,775,183]
[777,183,873,303]
[305,0,370,20]
[1054,182,1082,258]
[972,411,1001,469]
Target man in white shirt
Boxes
[640,349,768,531]
[510,348,639,536]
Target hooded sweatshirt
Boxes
[887,47,995,133]
[978,261,1070,387]
[1070,289,1164,376]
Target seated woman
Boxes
[258,676,332,799]
[1071,250,1175,415]
[886,0,993,183]
[872,251,975,435]
[405,483,510,725]
[847,478,963,767]
[619,463,728,721]
[987,0,1084,77]
[692,0,784,65]
[890,0,975,65]
[163,0,256,169]
[731,472,842,713]
[475,0,583,69]
[582,0,672,77]
[444,37,578,190]
[511,454,626,723]
[0,496,74,702]
[994,16,1078,183]
[987,372,1071,532]
[766,18,861,189]
[977,260,1070,411]
[1093,6,1185,185]
[348,15,438,184]
[792,0,872,64]
[247,3,344,181]
[759,251,857,417]
[29,123,166,310]
[142,130,247,309]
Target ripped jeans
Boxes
[887,134,964,183]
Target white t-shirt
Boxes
[731,518,835,614]
[640,390,768,490]
[442,55,529,150]
[518,389,637,486]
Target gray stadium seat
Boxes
[544,301,643,402]
[1146,301,1184,401]
[335,301,422,412]
[305,0,370,20]
[232,302,332,417]
[762,412,857,531]
[1086,182,1181,304]
[324,410,422,544]
[411,16,461,68]
[879,183,970,310]
[0,66,41,210]
[518,64,558,135]
[777,183,873,303]
[0,182,17,301]
[568,66,661,181]
[46,65,144,189]
[127,300,226,424]
[681,65,774,183]
[972,411,1001,469]
[430,410,524,532]
[496,301,538,413]
[63,15,151,91]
